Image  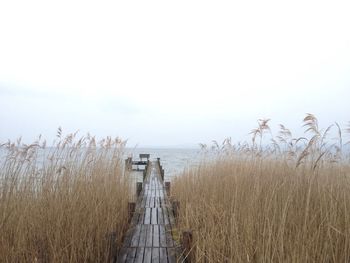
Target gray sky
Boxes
[0,0,349,147]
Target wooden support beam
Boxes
[136,182,143,197]
[128,202,136,223]
[165,182,170,196]
[161,169,165,181]
[182,230,194,263]
[125,157,132,171]
[171,199,180,220]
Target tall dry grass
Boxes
[173,115,350,262]
[0,130,130,262]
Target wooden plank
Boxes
[134,247,144,263]
[163,207,169,225]
[159,225,167,247]
[126,248,136,262]
[144,248,152,263]
[131,225,141,247]
[146,196,151,208]
[165,225,174,247]
[120,161,177,257]
[139,225,147,247]
[151,208,157,225]
[159,248,168,263]
[152,248,160,263]
[145,224,153,247]
[144,208,151,224]
[157,208,164,225]
[137,208,145,224]
[131,210,140,225]
[142,196,146,207]
[167,207,175,226]
[122,227,134,248]
[153,225,160,247]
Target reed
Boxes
[0,130,129,262]
[173,115,350,262]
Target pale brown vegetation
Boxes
[0,130,129,262]
[173,115,350,262]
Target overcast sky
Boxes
[0,0,349,147]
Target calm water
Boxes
[124,148,205,180]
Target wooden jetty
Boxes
[117,157,180,263]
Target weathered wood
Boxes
[165,225,174,247]
[159,225,167,247]
[165,182,171,196]
[139,153,150,160]
[144,208,151,224]
[161,169,165,181]
[171,199,180,221]
[134,247,145,263]
[131,225,141,247]
[136,182,143,197]
[152,248,160,263]
[139,224,147,247]
[163,207,170,225]
[159,248,168,263]
[167,206,176,226]
[125,157,132,171]
[132,161,148,166]
[128,202,136,223]
[151,208,157,225]
[146,225,153,247]
[119,161,178,262]
[182,230,194,263]
[153,225,160,247]
[126,248,136,262]
[157,208,164,225]
[144,248,152,263]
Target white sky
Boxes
[0,0,349,147]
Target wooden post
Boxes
[106,231,117,263]
[157,158,161,172]
[161,168,165,181]
[171,199,180,220]
[165,182,171,196]
[136,182,143,197]
[128,202,136,223]
[182,230,194,263]
[125,157,132,171]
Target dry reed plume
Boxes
[0,129,129,262]
[173,114,350,262]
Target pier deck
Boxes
[118,162,178,263]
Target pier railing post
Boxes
[165,182,170,196]
[124,157,132,172]
[182,230,195,263]
[136,182,143,197]
[128,202,136,223]
[171,198,180,221]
